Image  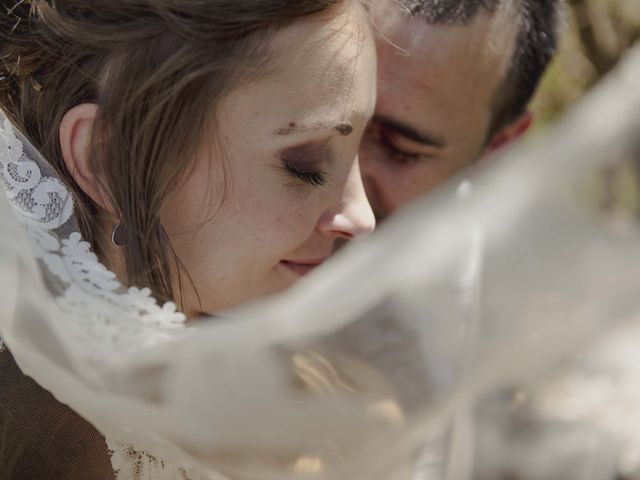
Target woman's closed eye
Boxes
[283,161,327,187]
[279,142,329,187]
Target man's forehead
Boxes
[371,0,522,154]
[373,0,518,77]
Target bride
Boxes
[0,0,376,318]
[0,0,376,478]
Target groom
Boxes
[360,0,560,219]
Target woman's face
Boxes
[162,4,377,317]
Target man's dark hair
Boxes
[403,0,560,135]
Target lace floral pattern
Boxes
[0,116,190,478]
[0,116,185,359]
[108,442,197,480]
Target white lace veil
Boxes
[2,43,640,480]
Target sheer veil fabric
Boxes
[0,114,197,478]
[1,45,640,480]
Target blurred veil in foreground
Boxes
[2,42,640,480]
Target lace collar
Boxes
[0,114,185,364]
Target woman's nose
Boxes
[316,159,376,239]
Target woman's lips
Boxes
[280,259,326,276]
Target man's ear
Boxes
[486,111,533,153]
[59,103,112,212]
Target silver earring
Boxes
[111,223,128,247]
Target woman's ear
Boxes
[59,103,112,212]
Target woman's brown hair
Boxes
[0,0,346,307]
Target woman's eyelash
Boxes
[283,162,327,187]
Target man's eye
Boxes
[366,123,428,166]
[378,134,422,165]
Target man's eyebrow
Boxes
[274,121,354,137]
[373,115,446,148]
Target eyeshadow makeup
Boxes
[279,142,329,187]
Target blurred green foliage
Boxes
[529,1,640,225]
[531,0,640,127]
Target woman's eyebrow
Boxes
[274,121,354,137]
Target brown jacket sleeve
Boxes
[0,348,115,480]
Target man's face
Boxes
[360,1,518,219]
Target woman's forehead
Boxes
[267,3,371,75]
[221,8,376,132]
